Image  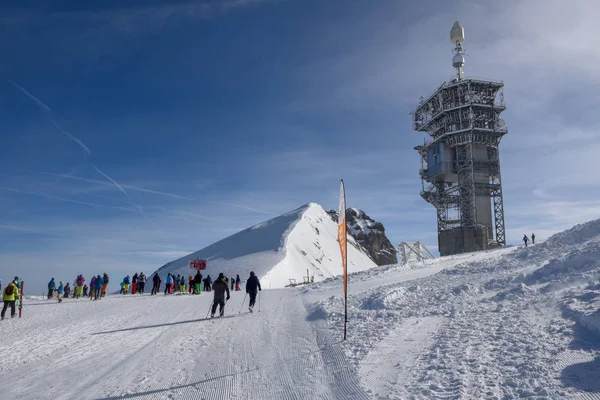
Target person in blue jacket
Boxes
[48,278,56,299]
[123,275,131,294]
[57,281,64,303]
[164,273,173,295]
[93,275,103,300]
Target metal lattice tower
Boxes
[411,21,507,256]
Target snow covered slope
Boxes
[5,218,600,399]
[154,203,376,288]
[310,217,600,399]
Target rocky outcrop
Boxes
[327,208,398,266]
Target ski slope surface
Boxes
[3,218,600,399]
[153,203,376,289]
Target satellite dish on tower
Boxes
[450,21,465,44]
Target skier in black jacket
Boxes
[211,273,230,317]
[245,271,262,312]
[151,273,160,295]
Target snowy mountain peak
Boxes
[153,203,376,288]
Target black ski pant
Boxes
[249,292,258,308]
[151,282,158,295]
[1,300,16,319]
[211,299,225,316]
[139,282,145,294]
[47,288,54,298]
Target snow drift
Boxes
[153,203,376,288]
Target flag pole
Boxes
[338,179,348,340]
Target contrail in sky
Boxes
[8,79,52,112]
[9,79,147,219]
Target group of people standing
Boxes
[523,233,536,247]
[47,273,109,303]
[119,273,147,294]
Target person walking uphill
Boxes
[531,233,536,245]
[523,235,529,247]
[1,278,20,320]
[245,271,262,312]
[235,275,241,291]
[211,273,230,317]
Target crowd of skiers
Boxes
[145,271,245,297]
[41,270,261,315]
[47,272,110,303]
[523,233,536,247]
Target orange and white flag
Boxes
[337,180,347,299]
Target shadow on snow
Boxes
[92,313,249,335]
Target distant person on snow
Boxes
[123,275,131,294]
[531,233,535,245]
[523,235,529,247]
[1,278,20,320]
[235,275,241,291]
[94,275,103,300]
[90,276,96,299]
[211,273,230,318]
[180,276,186,293]
[83,284,88,297]
[132,273,139,294]
[57,281,64,303]
[165,273,173,295]
[194,271,203,294]
[138,272,146,294]
[188,275,194,294]
[231,277,234,291]
[102,273,109,297]
[151,273,160,295]
[64,283,71,298]
[47,278,56,299]
[76,275,85,298]
[245,271,262,312]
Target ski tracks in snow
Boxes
[0,291,368,400]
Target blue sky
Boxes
[1,0,598,294]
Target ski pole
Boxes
[205,302,213,319]
[258,291,261,313]
[238,293,247,313]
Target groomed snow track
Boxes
[0,289,369,400]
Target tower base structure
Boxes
[438,226,489,256]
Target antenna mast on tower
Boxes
[451,21,465,81]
